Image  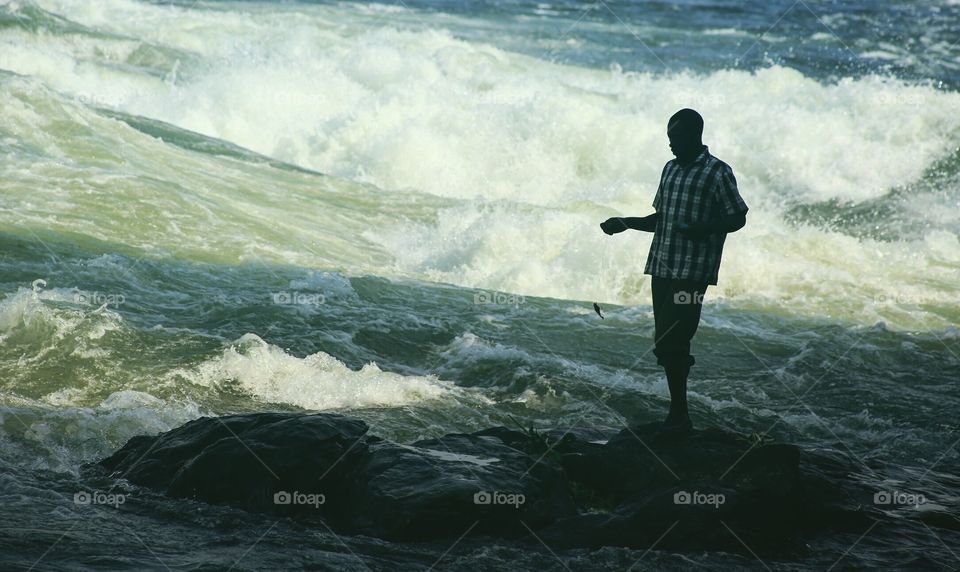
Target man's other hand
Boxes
[601,217,628,235]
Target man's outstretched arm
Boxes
[601,213,659,235]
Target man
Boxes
[600,108,748,434]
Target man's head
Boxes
[667,108,704,160]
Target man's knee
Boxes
[653,348,696,368]
[651,278,707,369]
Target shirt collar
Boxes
[691,145,710,164]
[674,145,709,168]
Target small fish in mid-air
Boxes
[593,302,604,319]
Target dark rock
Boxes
[100,412,369,519]
[99,413,576,541]
[536,423,871,555]
[98,412,876,556]
[343,433,576,541]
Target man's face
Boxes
[667,121,696,157]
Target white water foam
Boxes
[1,0,958,329]
[0,280,125,365]
[0,390,203,473]
[172,333,454,410]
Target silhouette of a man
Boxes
[601,109,748,434]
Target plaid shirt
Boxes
[643,146,748,285]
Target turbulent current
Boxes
[1,0,958,569]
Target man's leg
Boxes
[664,363,690,422]
[651,277,707,430]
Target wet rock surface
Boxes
[99,412,879,555]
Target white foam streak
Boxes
[174,333,453,410]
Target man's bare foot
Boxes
[658,415,693,435]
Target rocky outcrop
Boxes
[98,412,874,555]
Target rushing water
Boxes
[1,0,959,569]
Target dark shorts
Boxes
[651,276,708,368]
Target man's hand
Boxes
[601,217,629,235]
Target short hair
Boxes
[668,108,704,138]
